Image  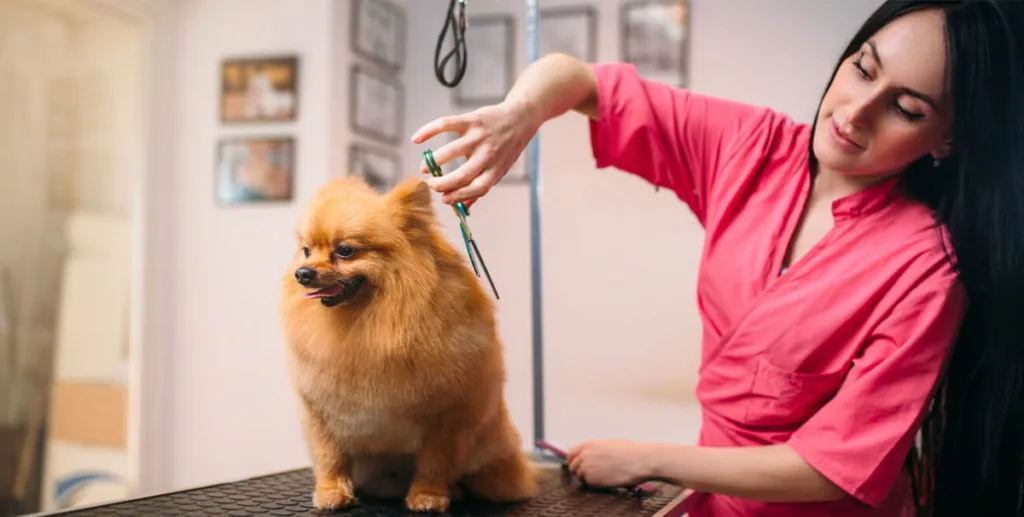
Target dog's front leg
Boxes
[300,402,358,510]
[405,422,472,512]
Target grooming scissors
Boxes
[535,439,660,498]
[422,149,499,300]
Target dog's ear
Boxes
[388,177,434,231]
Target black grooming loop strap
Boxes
[435,0,468,87]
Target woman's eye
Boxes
[853,59,870,79]
[895,103,924,121]
[302,247,310,258]
[335,245,355,258]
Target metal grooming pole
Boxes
[436,0,546,448]
[524,0,545,449]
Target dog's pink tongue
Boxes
[304,285,344,299]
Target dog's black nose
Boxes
[295,267,317,286]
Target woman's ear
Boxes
[931,137,954,161]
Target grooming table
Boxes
[27,460,695,516]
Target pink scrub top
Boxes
[588,62,965,516]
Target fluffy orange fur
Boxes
[278,176,539,513]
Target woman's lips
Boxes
[829,117,865,152]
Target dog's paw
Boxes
[405,491,450,513]
[312,485,358,511]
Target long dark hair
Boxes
[810,1,1024,515]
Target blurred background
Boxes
[0,0,881,514]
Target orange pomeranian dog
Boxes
[278,176,539,513]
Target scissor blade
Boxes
[421,149,497,298]
[459,224,480,276]
[468,238,499,300]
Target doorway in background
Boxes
[0,0,142,514]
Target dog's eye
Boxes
[335,245,355,258]
[302,247,310,258]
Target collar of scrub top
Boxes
[422,149,499,300]
[534,439,660,498]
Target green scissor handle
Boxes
[422,150,499,300]
[423,150,470,218]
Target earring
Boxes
[932,157,941,168]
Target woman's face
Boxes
[813,8,954,177]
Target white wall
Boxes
[153,0,883,494]
[165,0,336,489]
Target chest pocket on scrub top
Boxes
[743,356,848,428]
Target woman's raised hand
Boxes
[410,98,542,209]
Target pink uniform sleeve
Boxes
[786,278,965,507]
[587,62,777,225]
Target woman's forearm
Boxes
[642,443,847,503]
[503,53,599,124]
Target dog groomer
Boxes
[410,2,1024,516]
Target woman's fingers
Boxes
[428,149,491,194]
[568,453,583,476]
[443,170,497,205]
[420,132,479,175]
[410,113,471,144]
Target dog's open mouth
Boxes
[303,276,367,307]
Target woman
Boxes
[411,1,1024,516]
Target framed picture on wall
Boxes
[540,6,597,63]
[349,143,401,194]
[351,0,406,71]
[620,0,690,87]
[220,55,299,123]
[454,15,515,106]
[215,136,295,205]
[350,64,404,145]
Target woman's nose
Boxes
[845,89,883,127]
[846,100,871,127]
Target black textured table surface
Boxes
[30,464,691,517]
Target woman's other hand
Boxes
[566,439,654,488]
[410,98,542,208]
